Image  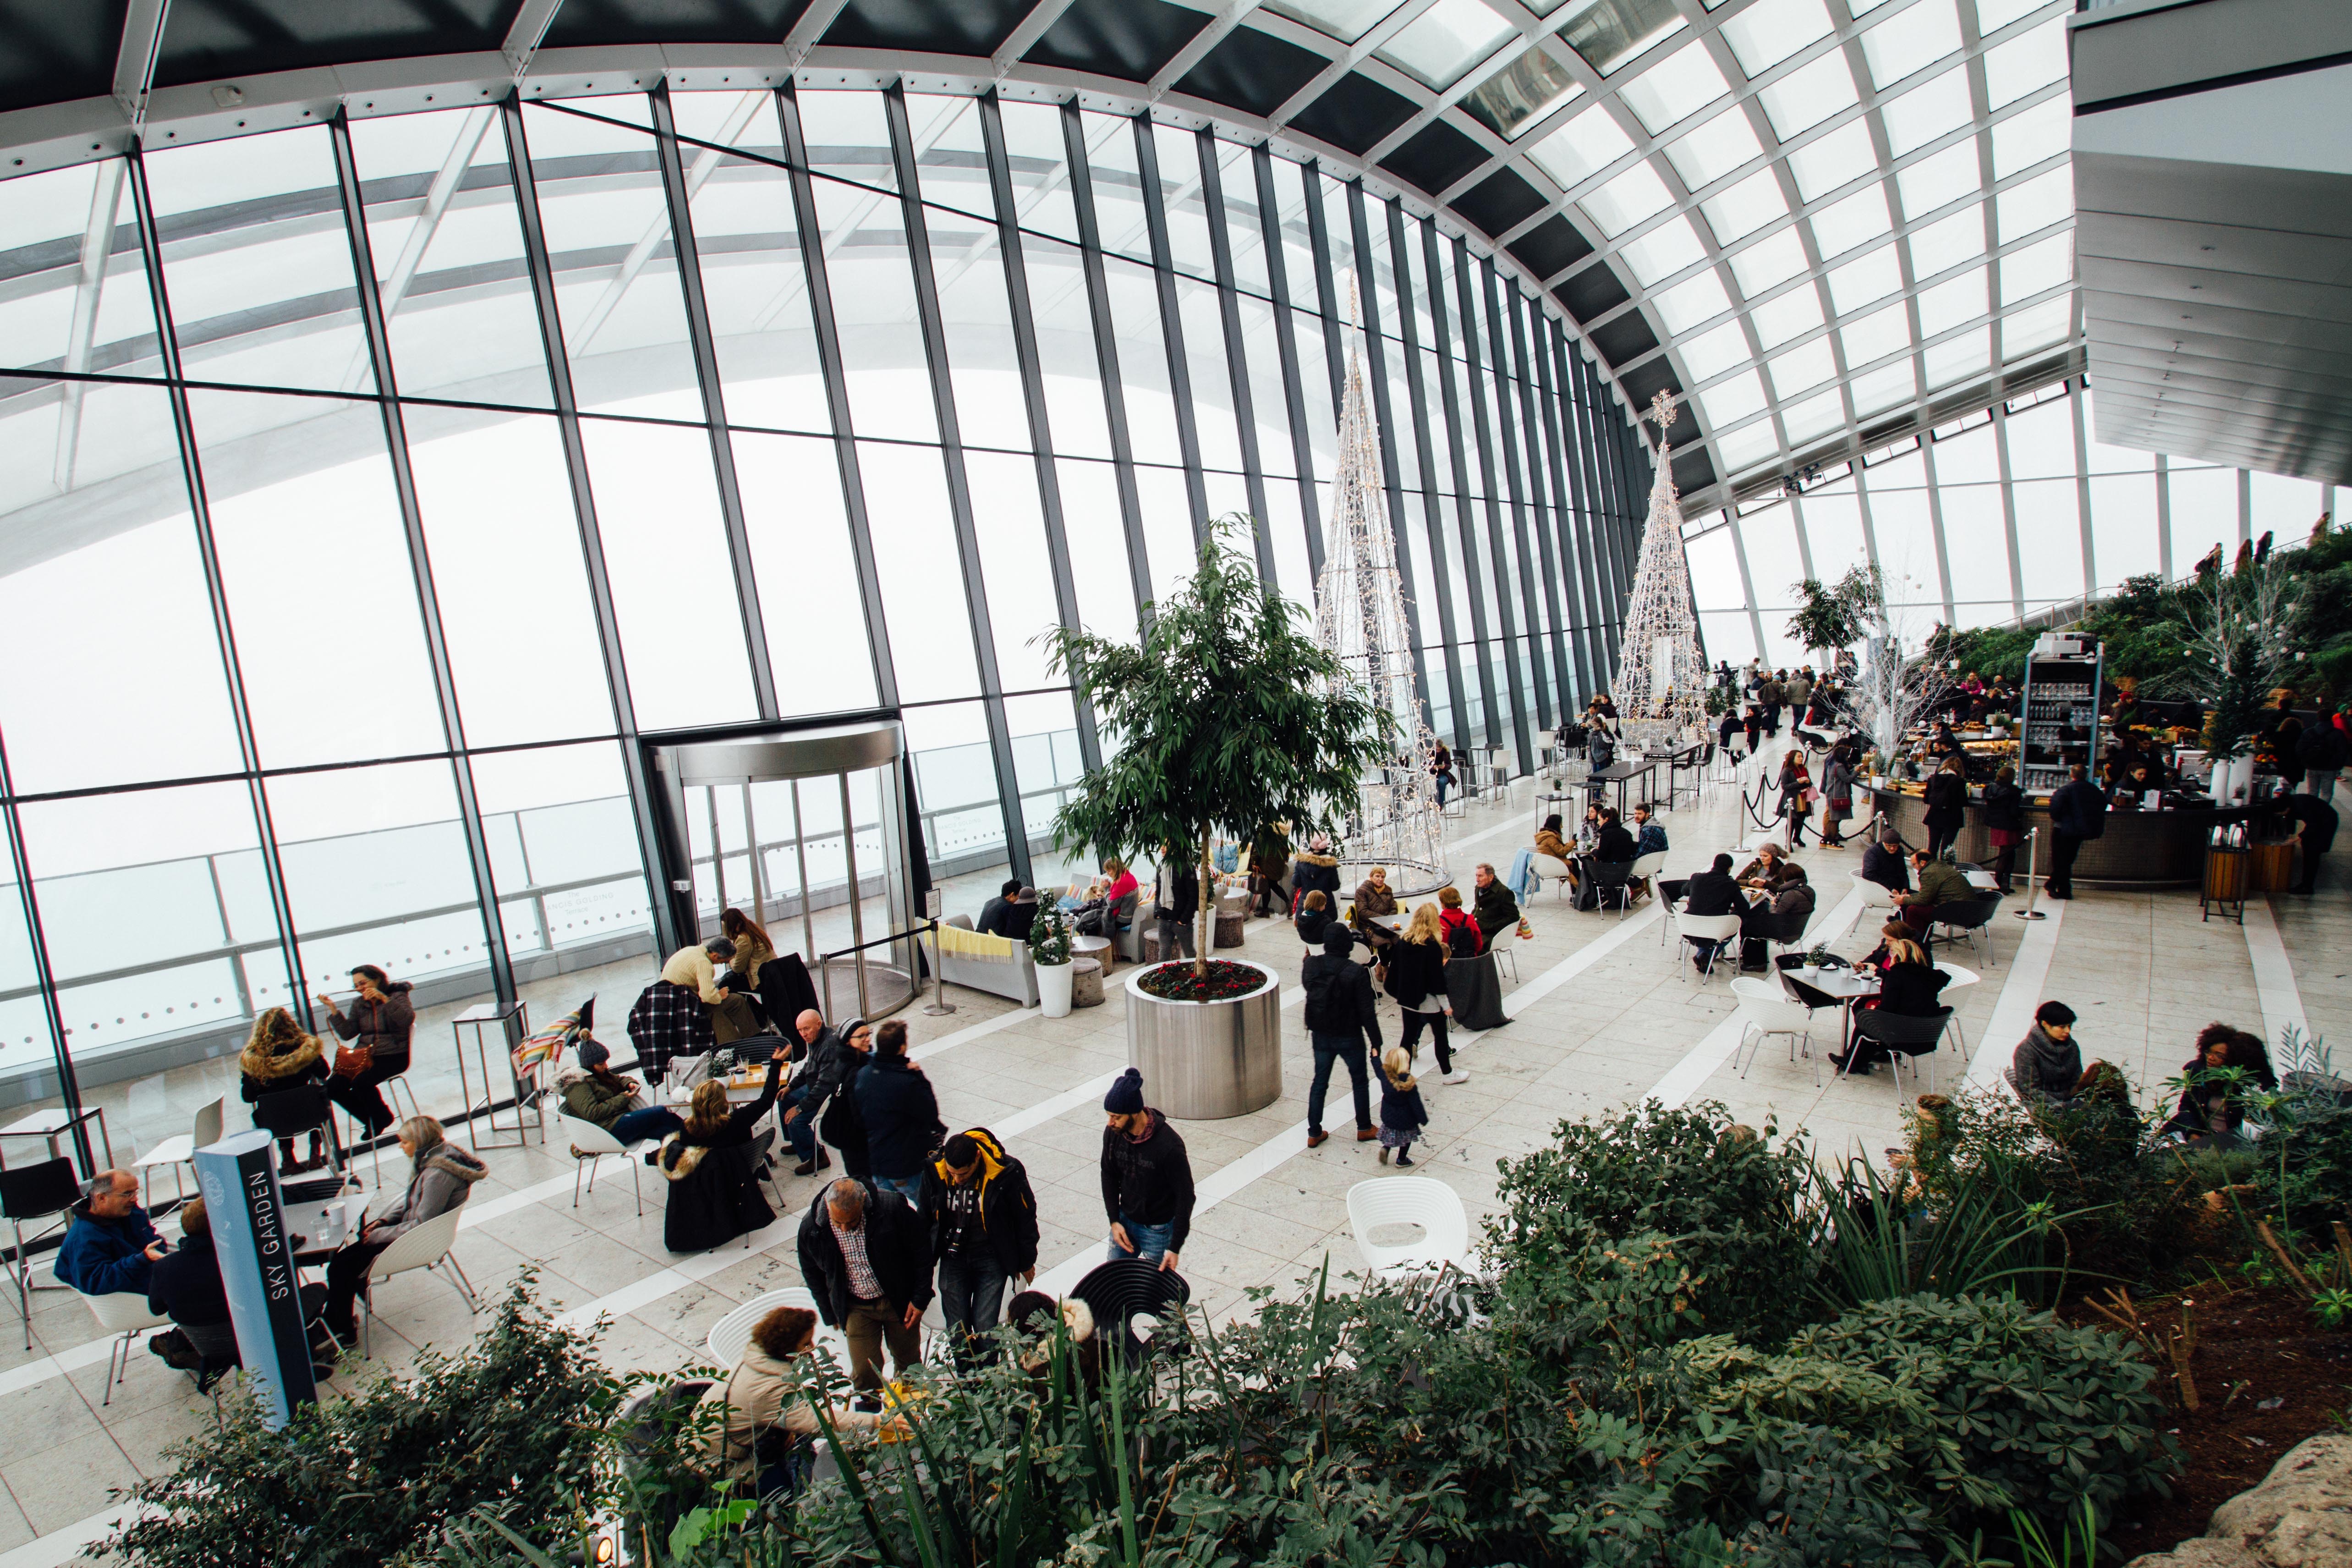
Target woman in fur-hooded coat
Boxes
[239,1007,332,1172]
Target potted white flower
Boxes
[1028,902,1075,1019]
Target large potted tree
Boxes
[1046,517,1390,1119]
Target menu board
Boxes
[2018,646,2102,795]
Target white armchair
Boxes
[1345,1177,1473,1278]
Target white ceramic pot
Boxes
[1037,959,1074,1019]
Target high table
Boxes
[1585,756,1663,819]
[1660,742,1708,809]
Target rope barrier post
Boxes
[921,896,957,1016]
[2013,825,2046,921]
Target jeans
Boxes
[1307,1031,1372,1134]
[775,1088,817,1163]
[1399,1008,1450,1072]
[873,1172,924,1205]
[1154,916,1195,960]
[1107,1214,1176,1265]
[2307,767,2338,801]
[843,1297,922,1393]
[608,1106,683,1146]
[937,1254,1010,1366]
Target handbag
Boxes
[331,1042,372,1080]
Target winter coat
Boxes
[1473,881,1519,946]
[1098,1109,1195,1252]
[2049,778,2109,840]
[1859,842,1911,893]
[1923,770,1968,832]
[1594,823,1637,864]
[921,1128,1040,1278]
[1981,780,2025,834]
[2012,1024,2083,1102]
[1534,828,1573,861]
[696,1334,880,1482]
[853,1054,943,1180]
[238,1019,329,1105]
[666,1058,783,1154]
[627,979,713,1078]
[1438,906,1482,958]
[327,981,415,1069]
[55,1200,161,1296]
[1379,1070,1428,1134]
[556,1065,639,1129]
[2297,722,2350,773]
[730,934,775,992]
[146,1232,230,1328]
[797,1180,934,1323]
[372,1138,489,1244]
[1875,959,1949,1017]
[1681,870,1747,917]
[1354,879,1400,920]
[1290,852,1341,908]
[1152,861,1201,923]
[1912,859,1974,911]
[1777,762,1813,817]
[1382,937,1448,1010]
[1820,756,1855,806]
[1294,904,1347,951]
[662,1139,776,1253]
[659,945,725,1005]
[1301,940,1382,1046]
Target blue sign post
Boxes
[192,1129,317,1428]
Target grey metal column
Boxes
[1528,308,1597,703]
[2070,379,2098,592]
[329,113,516,1009]
[1252,145,1324,582]
[1344,181,1439,735]
[123,143,317,1023]
[1420,223,1499,754]
[885,86,1031,886]
[499,96,682,954]
[1060,102,1155,617]
[1483,262,1552,744]
[1130,115,1211,543]
[1382,197,1471,751]
[1727,515,1769,665]
[1992,403,2026,620]
[1453,236,1533,773]
[1195,127,1274,580]
[648,85,779,722]
[1919,437,1958,625]
[1303,162,1349,445]
[2155,454,2173,582]
[979,92,1101,774]
[0,739,83,1167]
[773,83,900,712]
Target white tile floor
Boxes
[2,757,2341,1566]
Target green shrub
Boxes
[1489,1101,1819,1345]
[108,1277,625,1568]
[1788,1294,2176,1531]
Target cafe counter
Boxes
[1863,784,2222,888]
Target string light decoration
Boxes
[1312,306,1447,895]
[1611,391,1708,747]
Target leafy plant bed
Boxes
[2066,1282,2352,1557]
[1136,958,1265,1001]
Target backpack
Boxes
[1300,959,1348,1031]
[1440,910,1481,958]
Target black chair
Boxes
[1,1157,81,1349]
[1069,1258,1192,1370]
[177,1318,243,1403]
[1933,895,2001,967]
[252,1084,346,1177]
[1846,1008,1956,1109]
[1586,860,1636,916]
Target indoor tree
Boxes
[1786,564,1877,668]
[1044,516,1392,980]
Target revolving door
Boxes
[650,720,920,1021]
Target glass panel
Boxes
[1081,112,1153,268]
[861,440,981,703]
[348,106,554,406]
[732,430,878,716]
[470,740,653,967]
[1558,0,1687,74]
[1149,126,1216,282]
[0,376,244,792]
[905,700,1003,870]
[1176,274,1242,471]
[186,389,448,767]
[1056,456,1139,646]
[1788,120,1878,203]
[1266,0,1406,44]
[1102,254,1182,466]
[967,449,1063,691]
[675,91,831,435]
[1618,43,1730,134]
[2167,463,2236,581]
[1529,106,1634,190]
[1463,45,1583,141]
[1666,109,1762,191]
[1883,69,1973,158]
[1264,477,1314,602]
[809,174,936,443]
[1136,465,1197,608]
[2088,471,2160,589]
[0,158,159,379]
[1380,0,1516,88]
[1861,0,1961,90]
[995,101,1080,247]
[1215,142,1271,299]
[0,842,59,1087]
[1238,289,1294,478]
[2011,477,2084,606]
[1005,689,1084,852]
[903,94,994,225]
[404,405,616,746]
[1939,482,2012,610]
[577,416,760,728]
[925,208,1035,453]
[1756,53,1858,142]
[144,126,376,394]
[519,103,704,421]
[798,90,897,194]
[1017,231,1113,460]
[1718,0,1831,77]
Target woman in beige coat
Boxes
[696,1303,887,1494]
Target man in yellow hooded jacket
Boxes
[918,1127,1039,1367]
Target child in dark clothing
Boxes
[1377,1047,1428,1167]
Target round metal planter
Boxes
[1124,960,1282,1120]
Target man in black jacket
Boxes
[975,881,1038,941]
[779,1009,841,1174]
[1860,831,1911,895]
[1301,927,1382,1149]
[1098,1069,1194,1272]
[798,1177,934,1394]
[852,1020,943,1205]
[921,1128,1039,1365]
[1680,853,1747,972]
[1151,850,1201,960]
[2046,764,2108,899]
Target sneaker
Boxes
[1306,1130,1329,1149]
[1395,1154,1415,1167]
[1443,1069,1469,1084]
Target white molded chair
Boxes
[707,1286,855,1379]
[1848,872,1899,929]
[1530,853,1576,899]
[1729,976,1820,1086]
[79,1289,170,1407]
[357,1207,478,1358]
[1677,913,1743,981]
[1933,962,1979,1056]
[556,1113,644,1217]
[1345,1177,1472,1277]
[135,1097,226,1207]
[1626,850,1668,898]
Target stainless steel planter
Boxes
[1124,960,1282,1119]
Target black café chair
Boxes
[1586,860,1637,917]
[252,1084,348,1180]
[1844,1007,1956,1111]
[1069,1258,1192,1371]
[1933,895,2001,968]
[2,1157,81,1349]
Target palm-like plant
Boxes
[1044,516,1393,976]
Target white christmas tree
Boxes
[1612,392,1708,747]
[1313,320,1447,894]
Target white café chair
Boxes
[555,1113,646,1217]
[1933,962,1980,1055]
[1626,850,1668,901]
[1848,871,1899,920]
[1346,1177,1473,1278]
[707,1287,856,1380]
[134,1096,225,1207]
[1677,913,1743,981]
[1730,976,1821,1086]
[1530,853,1577,899]
[356,1207,478,1358]
[79,1289,170,1407]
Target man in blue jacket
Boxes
[2046,763,2109,899]
[853,1020,942,1205]
[55,1170,165,1297]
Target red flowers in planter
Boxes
[1136,960,1266,1002]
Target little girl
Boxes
[1377,1047,1429,1167]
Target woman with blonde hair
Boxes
[239,1006,332,1172]
[1381,904,1462,1083]
[1831,934,1947,1076]
[317,1113,488,1341]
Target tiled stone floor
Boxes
[2,757,2340,1566]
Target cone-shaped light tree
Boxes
[1046,516,1394,978]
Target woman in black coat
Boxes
[1980,764,2025,893]
[1380,905,1458,1080]
[1832,937,1947,1074]
[239,1008,333,1173]
[658,1041,789,1250]
[1922,756,1968,862]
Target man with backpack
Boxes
[1301,926,1382,1150]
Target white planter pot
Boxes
[1124,960,1282,1119]
[2210,753,2253,804]
[1037,960,1074,1019]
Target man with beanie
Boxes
[560,1038,665,1142]
[1099,1069,1193,1272]
[2012,1001,2083,1107]
[921,1128,1039,1365]
[1301,927,1380,1149]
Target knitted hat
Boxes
[1103,1067,1146,1115]
[577,1037,610,1069]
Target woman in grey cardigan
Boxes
[317,1114,488,1339]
